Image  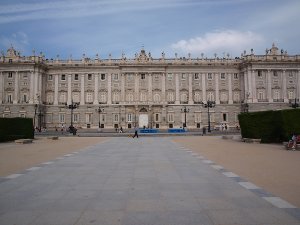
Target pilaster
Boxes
[148,73,152,102]
[297,70,300,100]
[80,74,85,105]
[67,74,72,105]
[107,73,112,104]
[161,73,166,103]
[29,71,34,104]
[188,73,193,104]
[252,70,257,103]
[247,68,253,103]
[121,73,125,103]
[0,71,3,103]
[54,74,59,105]
[13,71,19,104]
[201,73,206,102]
[282,70,288,102]
[34,70,39,103]
[93,73,99,104]
[228,73,233,104]
[215,73,220,104]
[175,73,180,104]
[134,73,139,102]
[267,70,273,102]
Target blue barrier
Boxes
[139,129,159,133]
[168,128,186,133]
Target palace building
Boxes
[0,44,299,130]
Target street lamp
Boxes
[96,107,104,128]
[65,100,79,134]
[181,106,189,128]
[290,98,299,109]
[201,101,216,133]
[241,101,249,113]
[37,107,43,132]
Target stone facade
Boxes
[0,44,299,130]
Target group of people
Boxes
[289,133,299,150]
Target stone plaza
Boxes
[0,137,300,225]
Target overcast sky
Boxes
[0,0,299,59]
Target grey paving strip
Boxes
[174,142,300,222]
[4,174,23,179]
[0,137,300,225]
[26,167,41,171]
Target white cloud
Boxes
[171,30,264,57]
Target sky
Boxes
[0,0,299,59]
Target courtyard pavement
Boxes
[0,137,300,225]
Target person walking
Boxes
[133,128,139,138]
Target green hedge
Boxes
[0,118,34,142]
[238,109,300,143]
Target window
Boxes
[167,73,173,80]
[141,74,145,79]
[274,90,280,100]
[86,93,93,103]
[46,93,53,103]
[257,71,262,78]
[113,114,119,122]
[7,94,12,103]
[73,92,80,103]
[101,114,106,123]
[153,94,160,103]
[127,74,133,81]
[9,59,12,63]
[273,71,278,77]
[59,114,65,123]
[207,92,214,101]
[127,113,132,122]
[73,113,79,123]
[234,73,239,79]
[222,113,227,122]
[114,74,119,80]
[180,93,188,103]
[194,92,201,103]
[207,73,212,80]
[88,74,92,80]
[194,73,199,80]
[233,92,240,102]
[288,91,294,99]
[101,74,106,80]
[140,92,147,102]
[288,72,293,78]
[86,114,92,123]
[22,94,28,103]
[23,74,28,79]
[220,93,228,102]
[181,73,186,80]
[100,93,106,103]
[113,92,119,102]
[195,113,201,122]
[48,75,53,80]
[167,92,174,103]
[127,93,134,102]
[220,73,225,80]
[8,72,13,78]
[19,113,25,118]
[59,92,66,103]
[168,113,174,122]
[258,91,265,100]
[61,74,66,81]
[74,74,79,81]
[155,113,160,122]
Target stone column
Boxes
[201,73,206,102]
[228,73,233,104]
[282,70,288,102]
[13,71,19,104]
[121,73,125,103]
[247,69,253,103]
[54,74,59,105]
[67,74,72,105]
[107,73,112,104]
[161,73,166,103]
[93,73,99,104]
[252,70,257,102]
[29,71,35,104]
[267,70,273,102]
[215,73,220,104]
[244,72,248,101]
[134,73,139,102]
[188,73,193,104]
[175,73,180,104]
[148,73,153,102]
[80,74,85,105]
[0,71,3,103]
[34,70,39,103]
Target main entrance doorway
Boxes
[139,114,148,128]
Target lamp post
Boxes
[181,106,189,128]
[65,100,79,134]
[241,101,249,113]
[96,107,104,128]
[37,107,43,132]
[201,101,216,133]
[290,98,299,109]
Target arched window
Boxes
[194,92,201,102]
[113,92,120,102]
[140,92,147,102]
[207,92,214,101]
[153,93,160,103]
[167,92,174,102]
[100,93,106,103]
[127,93,134,102]
[220,92,228,102]
[180,93,188,103]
